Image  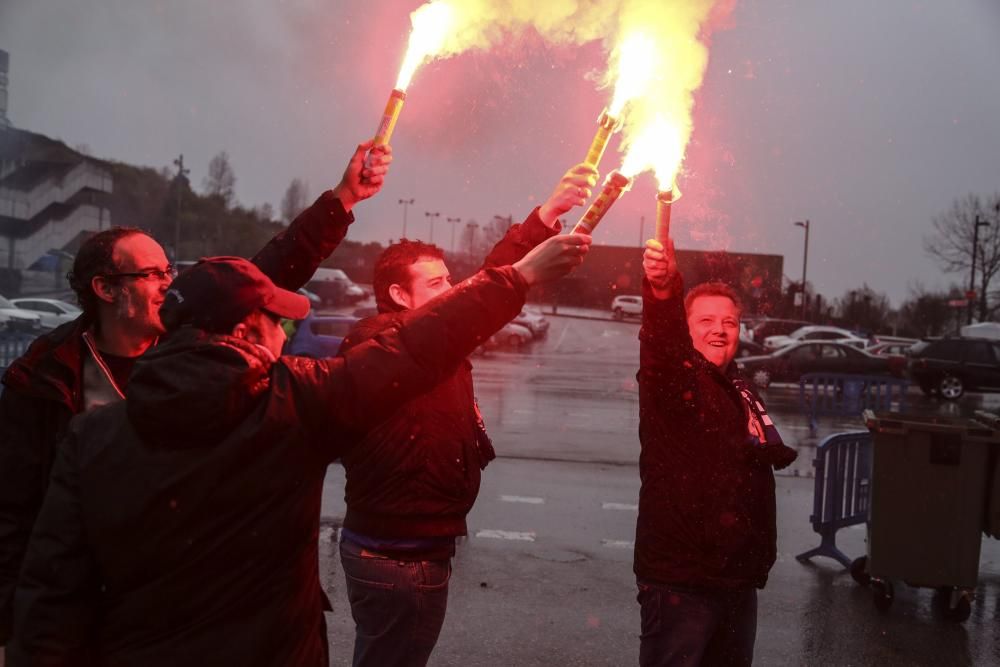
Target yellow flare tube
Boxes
[373,89,406,147]
[572,171,632,236]
[655,190,674,244]
[583,110,622,169]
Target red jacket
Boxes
[338,209,557,541]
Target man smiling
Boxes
[634,238,796,666]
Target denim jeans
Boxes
[636,580,757,667]
[339,539,452,667]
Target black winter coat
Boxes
[0,191,354,644]
[337,209,557,540]
[9,266,528,666]
[635,277,794,590]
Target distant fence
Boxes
[795,430,872,569]
[799,373,909,435]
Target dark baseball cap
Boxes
[159,256,310,332]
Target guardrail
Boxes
[799,373,909,435]
[795,430,872,569]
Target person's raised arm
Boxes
[481,164,598,269]
[288,234,592,449]
[639,238,695,375]
[252,142,393,291]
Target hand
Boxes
[331,142,393,212]
[538,164,599,227]
[643,238,678,300]
[513,234,592,286]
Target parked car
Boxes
[749,318,811,343]
[737,341,900,389]
[305,268,366,307]
[296,288,322,308]
[283,313,358,358]
[0,296,43,332]
[763,325,866,351]
[866,341,916,357]
[10,298,81,329]
[487,322,534,350]
[737,337,768,358]
[611,295,642,320]
[513,308,549,338]
[908,337,1000,400]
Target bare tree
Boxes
[203,151,237,205]
[924,192,1000,321]
[280,178,310,224]
[833,284,891,334]
[255,202,275,222]
[480,215,513,249]
[896,282,960,338]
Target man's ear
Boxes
[90,276,117,305]
[388,284,411,309]
[231,322,248,340]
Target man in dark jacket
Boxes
[9,234,590,666]
[635,237,796,667]
[336,164,597,667]
[0,140,391,655]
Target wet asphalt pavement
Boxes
[318,312,1000,666]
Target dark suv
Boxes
[908,337,1000,399]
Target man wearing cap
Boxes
[9,233,591,665]
[0,141,391,660]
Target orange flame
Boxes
[395,1,455,91]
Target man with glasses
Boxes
[0,140,391,654]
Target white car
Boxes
[0,295,43,332]
[513,308,550,338]
[611,295,642,320]
[763,325,866,350]
[11,298,82,330]
[488,322,534,349]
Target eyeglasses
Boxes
[103,265,177,282]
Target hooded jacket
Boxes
[634,277,797,591]
[338,209,557,542]
[10,266,528,666]
[0,191,353,644]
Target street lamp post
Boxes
[639,215,645,247]
[172,155,189,261]
[446,217,461,254]
[398,198,415,239]
[794,220,810,320]
[465,222,479,256]
[425,211,440,244]
[968,214,991,324]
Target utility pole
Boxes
[794,220,810,320]
[969,214,990,324]
[446,217,461,253]
[425,211,440,244]
[398,198,415,239]
[638,215,645,247]
[465,221,479,256]
[172,155,190,262]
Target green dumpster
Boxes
[861,411,1000,619]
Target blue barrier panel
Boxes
[799,373,909,435]
[795,430,872,569]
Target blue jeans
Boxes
[339,539,452,667]
[637,581,757,667]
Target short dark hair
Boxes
[373,240,446,312]
[684,281,743,315]
[67,226,150,317]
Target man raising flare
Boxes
[634,237,796,666]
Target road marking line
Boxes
[476,529,536,542]
[500,495,545,504]
[602,502,638,511]
[602,539,634,549]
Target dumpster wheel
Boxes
[850,556,870,587]
[935,587,973,623]
[871,579,894,612]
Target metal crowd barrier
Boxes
[0,332,36,394]
[799,373,909,435]
[795,430,872,569]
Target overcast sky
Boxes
[2,0,999,305]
